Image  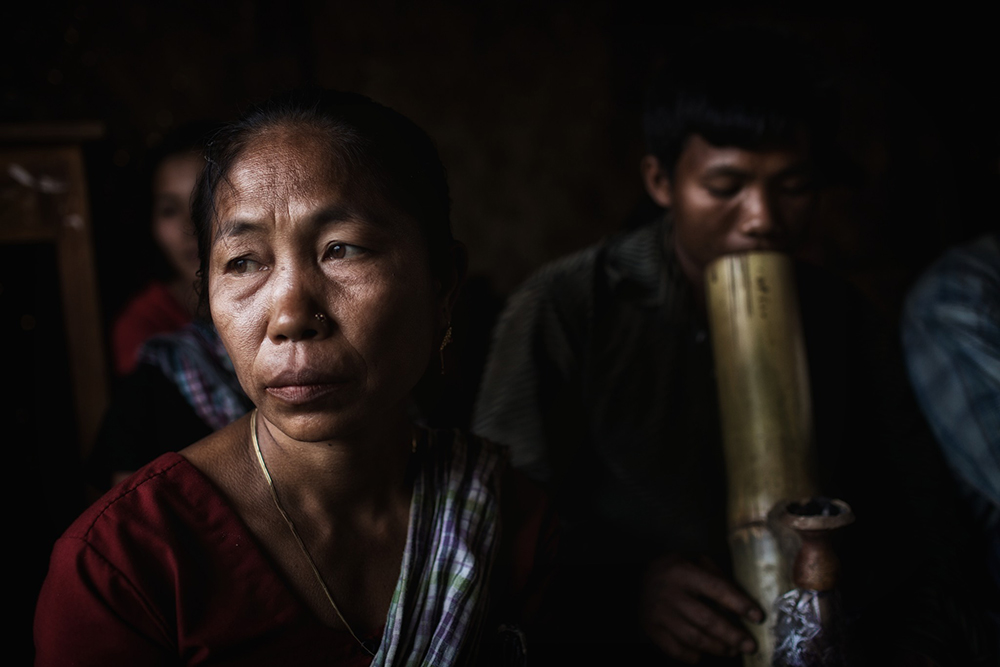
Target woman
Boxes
[111,127,207,376]
[35,91,551,666]
[93,122,251,490]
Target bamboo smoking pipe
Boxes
[705,252,820,666]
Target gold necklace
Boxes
[250,409,376,656]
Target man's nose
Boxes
[265,267,331,343]
[738,188,780,237]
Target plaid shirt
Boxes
[138,319,251,430]
[902,233,1000,514]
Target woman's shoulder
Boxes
[62,452,199,543]
[36,452,248,661]
[64,414,254,558]
[179,413,258,504]
[51,450,254,592]
[34,426,326,666]
[446,431,554,558]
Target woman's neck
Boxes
[252,407,415,526]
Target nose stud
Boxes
[314,313,326,323]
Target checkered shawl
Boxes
[138,319,252,430]
[373,430,506,666]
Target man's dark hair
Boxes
[643,26,840,178]
[191,88,453,306]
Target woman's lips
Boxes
[265,383,346,404]
[264,366,355,404]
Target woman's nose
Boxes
[266,269,330,343]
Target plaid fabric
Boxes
[373,430,505,667]
[137,319,252,430]
[901,232,1000,516]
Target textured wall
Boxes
[3,2,995,307]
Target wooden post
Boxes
[0,123,107,457]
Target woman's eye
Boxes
[324,243,364,260]
[228,258,265,274]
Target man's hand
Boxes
[641,555,764,664]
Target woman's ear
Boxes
[641,154,672,208]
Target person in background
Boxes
[473,25,993,665]
[110,125,209,376]
[88,316,253,489]
[91,123,252,490]
[901,231,1000,637]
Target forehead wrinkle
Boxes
[212,139,341,241]
[210,125,425,249]
[253,125,339,186]
[211,176,267,245]
[231,148,323,203]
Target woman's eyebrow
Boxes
[212,218,265,245]
[212,205,369,245]
[307,204,360,229]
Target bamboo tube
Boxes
[705,252,819,666]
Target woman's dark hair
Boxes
[191,89,453,305]
[643,26,842,179]
[148,121,220,178]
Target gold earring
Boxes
[439,325,452,375]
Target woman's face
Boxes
[152,152,202,283]
[207,125,449,442]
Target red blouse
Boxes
[35,454,378,666]
[112,282,191,376]
[35,452,554,666]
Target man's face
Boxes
[651,134,818,289]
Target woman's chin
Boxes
[260,402,404,446]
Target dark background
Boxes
[3,1,997,662]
